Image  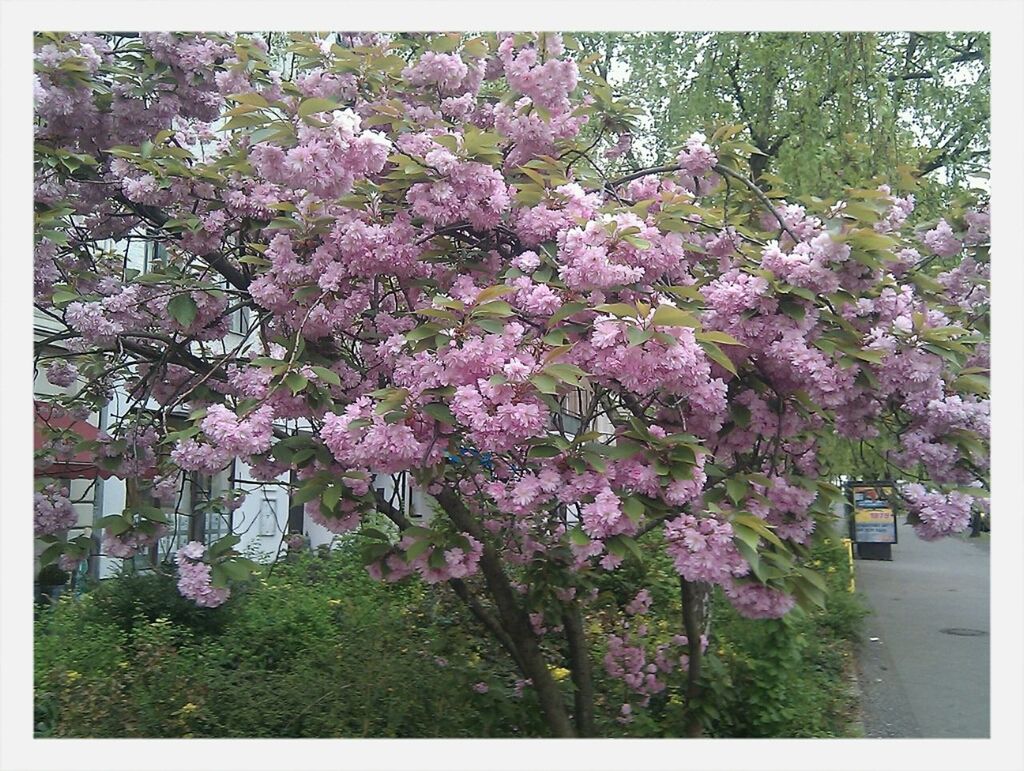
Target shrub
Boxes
[35,534,864,738]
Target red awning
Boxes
[34,400,113,480]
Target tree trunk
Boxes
[436,488,577,737]
[680,578,712,737]
[562,599,596,737]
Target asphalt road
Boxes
[853,520,990,737]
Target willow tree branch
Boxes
[712,163,799,244]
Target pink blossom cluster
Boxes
[625,589,652,616]
[402,52,477,96]
[493,98,589,167]
[663,514,749,584]
[498,34,578,113]
[513,183,602,247]
[175,541,231,607]
[200,404,276,457]
[45,361,79,388]
[451,381,549,454]
[34,486,77,537]
[675,132,718,176]
[900,484,974,540]
[963,207,990,246]
[760,234,850,295]
[761,476,818,544]
[921,219,963,258]
[723,578,796,619]
[368,533,483,585]
[64,301,123,344]
[492,35,586,165]
[103,523,167,559]
[306,498,362,534]
[578,312,726,427]
[406,150,512,231]
[874,185,915,234]
[294,68,358,101]
[580,488,637,541]
[509,275,562,316]
[249,108,390,200]
[603,634,667,703]
[321,397,429,474]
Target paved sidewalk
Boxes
[853,520,990,737]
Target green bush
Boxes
[35,543,548,738]
[35,533,864,738]
[697,535,866,738]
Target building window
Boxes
[258,495,280,536]
[553,386,588,436]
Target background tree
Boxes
[578,32,989,216]
[34,31,989,737]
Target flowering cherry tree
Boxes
[34,32,990,736]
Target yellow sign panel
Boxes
[850,484,897,543]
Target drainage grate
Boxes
[940,628,987,637]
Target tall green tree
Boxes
[578,32,989,213]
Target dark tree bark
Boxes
[562,599,596,737]
[436,488,576,738]
[680,577,712,738]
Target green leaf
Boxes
[731,512,784,549]
[621,495,645,523]
[208,534,242,558]
[567,527,590,546]
[472,300,514,317]
[779,299,806,321]
[292,481,326,506]
[725,476,748,505]
[953,373,989,395]
[97,514,130,533]
[221,559,256,582]
[530,373,560,394]
[298,97,341,119]
[404,538,433,562]
[322,484,342,512]
[528,443,562,458]
[422,402,456,425]
[544,363,586,384]
[310,366,341,386]
[474,285,515,304]
[651,304,699,327]
[39,541,66,566]
[626,326,654,347]
[849,348,885,364]
[548,301,587,325]
[473,318,506,334]
[593,303,638,318]
[167,293,198,328]
[730,402,751,429]
[210,565,230,589]
[700,340,738,376]
[698,330,745,347]
[50,289,79,306]
[604,441,643,460]
[285,372,308,395]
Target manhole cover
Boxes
[940,628,987,637]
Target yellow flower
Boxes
[65,670,81,682]
[327,599,342,606]
[180,702,198,714]
[550,667,571,682]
